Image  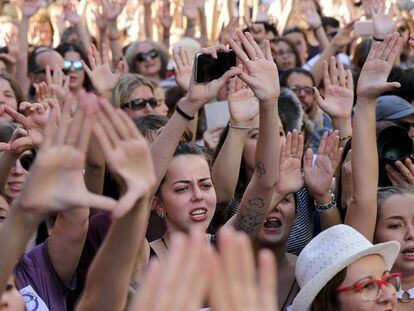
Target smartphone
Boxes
[195,50,237,84]
[354,20,374,37]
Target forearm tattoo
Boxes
[255,161,266,177]
[248,197,265,209]
[236,208,264,235]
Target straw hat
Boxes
[292,224,400,311]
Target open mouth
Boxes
[189,208,208,222]
[402,248,414,259]
[263,217,282,229]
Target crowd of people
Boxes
[1,0,414,310]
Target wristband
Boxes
[373,36,384,42]
[176,105,194,121]
[314,191,337,213]
[229,122,251,130]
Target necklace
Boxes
[397,288,414,303]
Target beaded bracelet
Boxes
[314,191,337,213]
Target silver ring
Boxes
[244,58,250,62]
[252,56,260,61]
[379,56,387,61]
[289,154,295,158]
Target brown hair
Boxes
[0,72,25,105]
[311,268,347,310]
[377,186,414,217]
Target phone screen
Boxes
[195,51,237,83]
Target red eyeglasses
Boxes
[337,272,402,302]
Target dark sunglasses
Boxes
[136,49,159,62]
[120,98,158,110]
[64,60,83,71]
[19,153,35,171]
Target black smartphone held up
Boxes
[195,50,237,84]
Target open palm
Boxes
[357,33,403,100]
[15,101,117,213]
[94,99,156,218]
[304,132,342,198]
[274,131,304,196]
[228,77,259,124]
[84,44,124,97]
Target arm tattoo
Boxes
[248,197,265,209]
[255,161,266,177]
[236,208,264,235]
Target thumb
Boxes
[112,189,140,219]
[211,67,242,89]
[82,192,117,211]
[382,81,401,92]
[0,142,10,151]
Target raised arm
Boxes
[0,100,117,297]
[227,31,280,236]
[151,45,241,193]
[17,0,40,95]
[313,57,353,147]
[76,101,156,311]
[63,2,92,50]
[104,0,126,65]
[310,22,354,86]
[304,131,343,229]
[345,32,403,241]
[212,77,259,203]
[300,1,329,50]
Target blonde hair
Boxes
[112,73,154,108]
[124,40,170,79]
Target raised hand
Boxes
[208,229,277,311]
[182,0,197,20]
[158,0,173,29]
[357,32,403,101]
[314,57,353,120]
[0,127,33,155]
[103,0,127,22]
[93,99,156,219]
[21,0,41,18]
[2,100,58,149]
[173,47,193,91]
[228,75,259,126]
[186,45,241,110]
[13,98,117,213]
[45,66,70,103]
[274,130,305,196]
[63,2,82,25]
[331,22,355,48]
[304,131,342,201]
[83,44,125,98]
[364,0,395,39]
[300,1,322,29]
[228,30,279,103]
[92,4,109,31]
[129,231,210,311]
[386,158,414,187]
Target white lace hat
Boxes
[292,224,400,311]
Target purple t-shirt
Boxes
[14,240,75,311]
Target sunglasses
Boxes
[136,49,159,62]
[64,60,83,71]
[19,153,35,171]
[120,98,158,110]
